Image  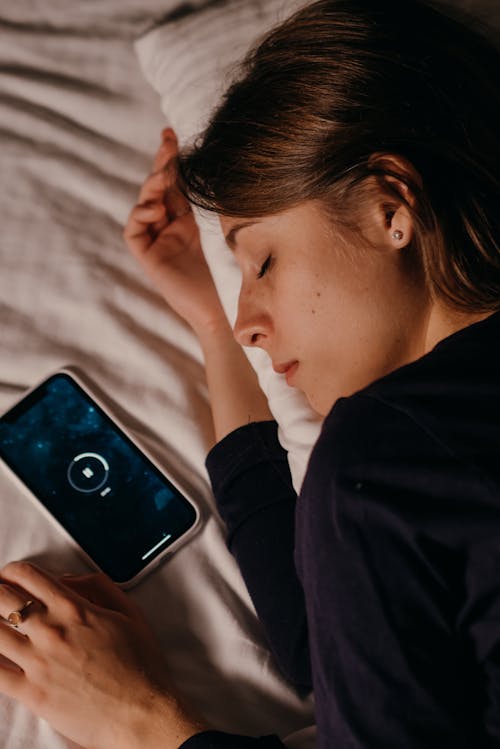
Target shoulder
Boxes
[299,389,495,553]
[305,389,464,510]
[309,309,500,492]
[311,391,448,471]
[301,393,448,521]
[295,395,455,588]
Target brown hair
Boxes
[177,0,500,312]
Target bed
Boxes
[0,1,498,747]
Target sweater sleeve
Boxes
[205,420,312,693]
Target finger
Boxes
[123,202,167,257]
[137,169,171,205]
[161,126,177,142]
[123,200,167,233]
[0,561,84,621]
[152,138,178,175]
[130,202,166,222]
[0,583,44,628]
[158,138,192,218]
[138,139,183,215]
[0,648,26,701]
[0,651,23,673]
[147,138,178,194]
[164,182,192,222]
[151,152,191,220]
[0,619,32,671]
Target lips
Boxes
[272,360,299,386]
[272,360,298,375]
[284,361,299,385]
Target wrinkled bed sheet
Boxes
[0,2,315,747]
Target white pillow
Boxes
[134,0,323,493]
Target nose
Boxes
[232,286,270,348]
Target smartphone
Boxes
[0,367,202,588]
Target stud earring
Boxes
[392,230,404,241]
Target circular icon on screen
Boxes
[67,452,110,493]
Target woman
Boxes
[0,0,499,746]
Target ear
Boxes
[364,152,422,251]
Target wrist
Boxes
[121,686,211,749]
[194,316,236,351]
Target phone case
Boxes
[0,365,203,589]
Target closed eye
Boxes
[257,255,272,279]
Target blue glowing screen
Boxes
[0,374,197,583]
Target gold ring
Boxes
[8,600,35,627]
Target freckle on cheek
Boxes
[311,309,316,315]
[316,292,321,298]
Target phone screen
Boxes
[0,373,198,583]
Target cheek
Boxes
[277,266,329,316]
[298,285,367,368]
[275,269,336,336]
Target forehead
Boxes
[219,201,329,246]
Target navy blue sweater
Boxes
[181,309,500,748]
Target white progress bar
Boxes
[141,534,172,561]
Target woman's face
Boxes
[219,199,431,416]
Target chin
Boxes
[306,380,349,417]
[305,389,330,418]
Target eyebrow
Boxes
[224,221,260,249]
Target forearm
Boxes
[196,318,274,446]
[205,422,312,691]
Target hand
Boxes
[0,562,209,749]
[123,128,229,337]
